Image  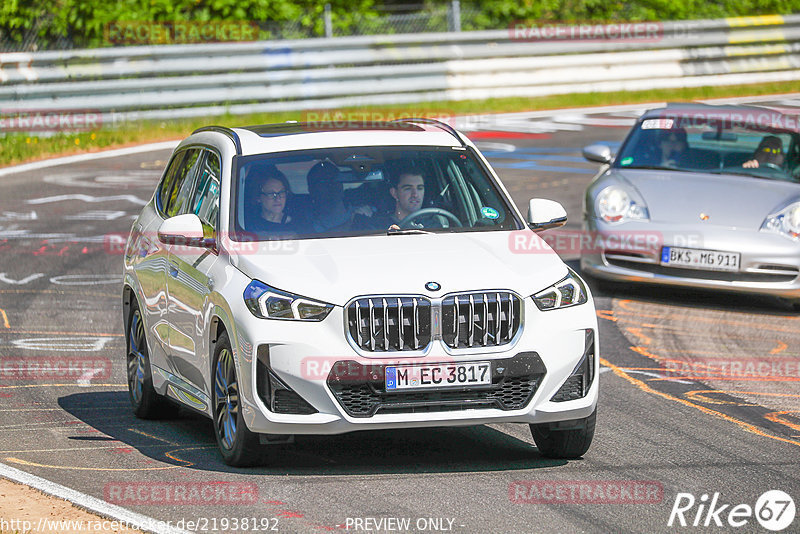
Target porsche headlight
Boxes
[533,269,589,311]
[596,185,649,223]
[761,202,800,241]
[244,280,334,321]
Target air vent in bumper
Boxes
[326,352,546,418]
[256,345,317,415]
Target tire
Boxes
[212,331,264,467]
[126,301,174,419]
[530,407,596,459]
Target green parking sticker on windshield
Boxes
[620,157,633,166]
[481,207,500,219]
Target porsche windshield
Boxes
[231,146,521,241]
[614,115,800,182]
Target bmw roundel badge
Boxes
[425,281,441,292]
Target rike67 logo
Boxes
[668,490,795,531]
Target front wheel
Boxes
[212,332,264,466]
[530,407,596,459]
[126,302,173,418]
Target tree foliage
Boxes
[2,0,800,48]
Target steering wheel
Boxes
[763,162,783,172]
[398,208,462,229]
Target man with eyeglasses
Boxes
[743,135,785,169]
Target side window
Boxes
[165,149,203,218]
[157,151,187,213]
[190,150,221,230]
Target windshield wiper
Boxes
[387,226,432,235]
[619,165,690,172]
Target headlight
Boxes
[532,269,589,311]
[596,185,649,223]
[244,280,334,321]
[761,202,800,241]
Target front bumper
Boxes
[232,296,599,435]
[580,218,800,299]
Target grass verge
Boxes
[1,81,798,168]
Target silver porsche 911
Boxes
[580,103,800,306]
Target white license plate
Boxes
[660,246,740,272]
[385,362,491,391]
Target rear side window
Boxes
[190,150,221,229]
[164,149,203,218]
[156,151,187,213]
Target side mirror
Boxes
[583,144,612,164]
[528,199,567,231]
[158,214,215,249]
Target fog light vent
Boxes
[551,329,595,403]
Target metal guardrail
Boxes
[1,14,799,124]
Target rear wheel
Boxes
[212,332,264,466]
[127,302,173,418]
[530,408,596,459]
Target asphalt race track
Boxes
[0,97,799,533]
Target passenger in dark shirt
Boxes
[657,128,689,167]
[248,166,300,237]
[306,161,375,233]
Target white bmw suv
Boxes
[123,119,599,466]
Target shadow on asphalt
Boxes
[567,259,798,316]
[58,391,568,475]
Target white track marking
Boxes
[0,273,45,285]
[64,210,127,221]
[0,211,37,221]
[44,171,160,189]
[27,194,147,206]
[77,367,106,387]
[49,274,122,285]
[0,141,178,178]
[0,461,192,534]
[623,369,694,384]
[11,337,114,352]
[473,142,516,153]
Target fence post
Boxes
[324,4,333,38]
[448,0,461,32]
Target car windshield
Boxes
[613,114,800,182]
[231,146,522,241]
